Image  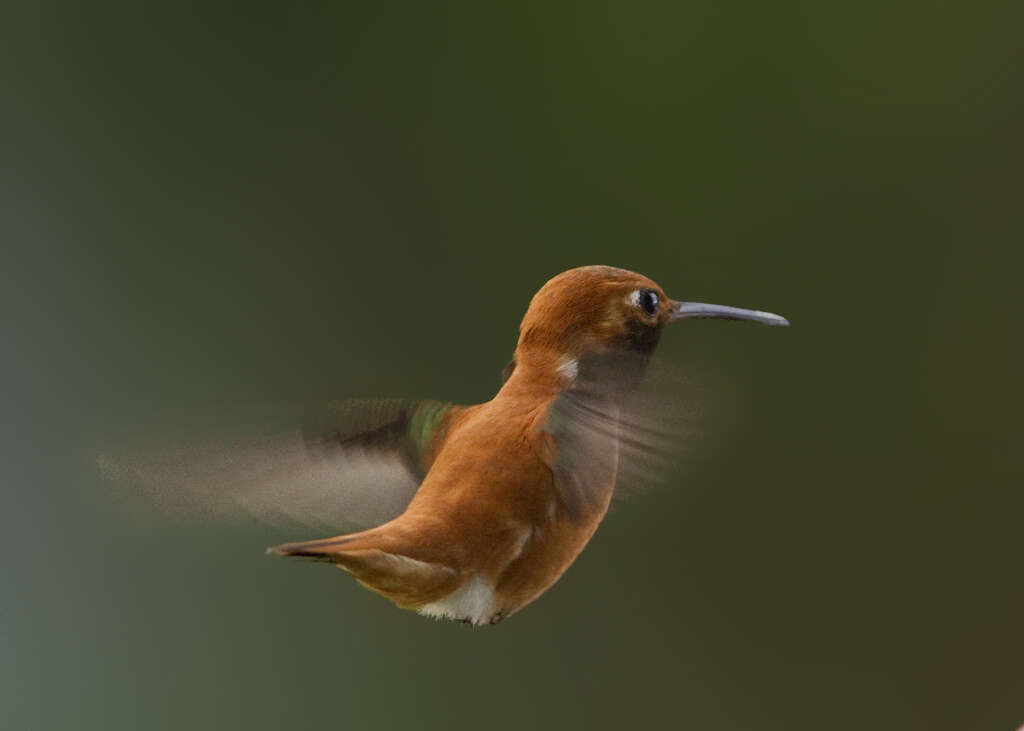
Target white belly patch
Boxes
[418,575,495,626]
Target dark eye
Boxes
[637,289,659,317]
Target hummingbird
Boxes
[98,265,787,625]
[253,265,790,626]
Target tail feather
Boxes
[266,534,461,609]
[266,535,358,558]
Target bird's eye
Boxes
[635,289,659,317]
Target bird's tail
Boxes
[266,534,360,560]
[266,531,460,609]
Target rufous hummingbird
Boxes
[256,265,790,626]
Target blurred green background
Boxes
[3,2,1023,729]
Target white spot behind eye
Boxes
[629,289,642,307]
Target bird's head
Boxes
[506,265,788,391]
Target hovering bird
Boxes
[260,265,789,625]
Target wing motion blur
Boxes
[97,399,464,532]
[98,357,699,532]
[542,352,697,521]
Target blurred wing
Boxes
[302,398,462,479]
[541,353,698,522]
[96,399,465,531]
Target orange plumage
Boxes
[267,266,788,625]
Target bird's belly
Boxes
[412,506,607,625]
[417,575,496,626]
[493,507,608,617]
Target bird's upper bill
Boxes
[669,301,790,327]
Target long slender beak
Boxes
[670,301,790,327]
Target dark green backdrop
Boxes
[4,2,1022,729]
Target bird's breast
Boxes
[403,393,616,621]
